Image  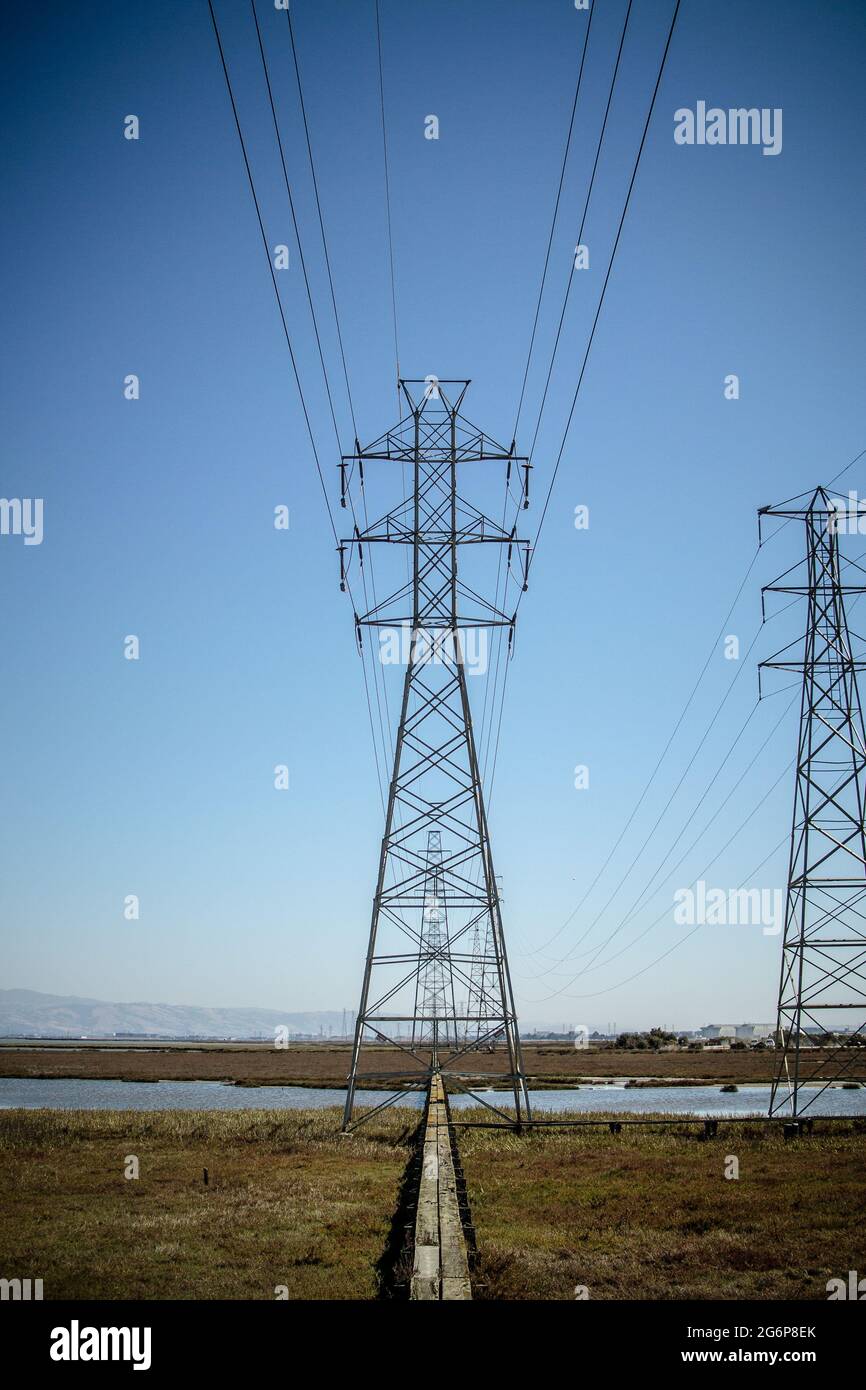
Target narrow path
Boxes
[410,1072,472,1300]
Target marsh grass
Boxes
[4,1106,864,1302]
[458,1110,866,1300]
[0,1106,416,1300]
[6,1042,855,1085]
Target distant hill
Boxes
[0,989,346,1039]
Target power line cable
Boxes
[526,588,866,1002]
[542,836,790,1002]
[208,0,339,546]
[529,543,760,957]
[522,0,634,460]
[526,444,866,960]
[539,620,765,973]
[526,774,793,1004]
[283,2,358,438]
[512,0,598,441]
[251,0,395,794]
[515,0,681,615]
[487,0,633,807]
[571,696,799,979]
[209,1,390,811]
[250,0,345,453]
[493,3,676,931]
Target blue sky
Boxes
[2,0,865,1030]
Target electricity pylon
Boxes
[341,380,531,1130]
[413,829,456,1064]
[759,486,866,1117]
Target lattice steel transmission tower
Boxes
[341,380,531,1130]
[413,829,456,1064]
[759,487,866,1117]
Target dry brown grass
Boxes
[4,1103,864,1303]
[0,1107,417,1300]
[459,1112,866,1300]
[3,1041,858,1086]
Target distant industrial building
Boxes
[699,1023,775,1043]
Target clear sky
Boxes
[2,0,865,1030]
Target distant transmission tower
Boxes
[413,830,456,1065]
[341,380,531,1130]
[759,487,866,1117]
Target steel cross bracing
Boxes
[341,380,532,1130]
[759,487,866,1117]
